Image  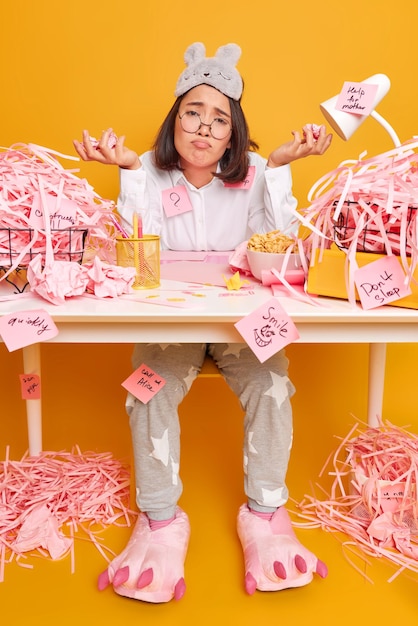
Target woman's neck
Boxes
[182,165,214,189]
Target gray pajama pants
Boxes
[126,343,295,521]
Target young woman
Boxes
[74,42,332,603]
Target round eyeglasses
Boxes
[178,111,232,140]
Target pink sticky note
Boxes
[379,482,407,513]
[162,185,193,217]
[121,363,166,404]
[234,297,299,363]
[224,165,255,189]
[30,192,78,230]
[354,255,412,309]
[0,309,59,352]
[335,81,379,116]
[19,373,41,400]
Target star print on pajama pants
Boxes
[125,342,295,521]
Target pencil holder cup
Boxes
[116,235,160,289]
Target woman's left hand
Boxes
[267,124,333,168]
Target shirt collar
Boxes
[173,162,222,188]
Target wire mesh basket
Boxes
[116,235,160,289]
[0,227,87,268]
[333,200,417,255]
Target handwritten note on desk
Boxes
[235,297,299,362]
[0,308,58,351]
[354,256,411,309]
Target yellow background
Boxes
[1,1,418,624]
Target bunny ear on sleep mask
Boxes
[174,42,243,101]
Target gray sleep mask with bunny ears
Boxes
[175,42,243,101]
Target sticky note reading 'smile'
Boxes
[235,297,299,362]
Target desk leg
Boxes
[367,343,386,427]
[22,343,43,456]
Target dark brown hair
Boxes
[152,90,259,184]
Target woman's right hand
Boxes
[73,128,141,170]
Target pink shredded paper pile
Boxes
[0,447,136,582]
[0,143,116,273]
[294,421,418,582]
[299,139,418,298]
[0,143,139,303]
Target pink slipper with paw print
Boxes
[98,507,190,603]
[237,503,328,594]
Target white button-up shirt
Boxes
[117,150,298,251]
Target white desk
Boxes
[2,279,418,455]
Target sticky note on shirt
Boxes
[162,185,193,217]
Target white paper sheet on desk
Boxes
[160,261,259,287]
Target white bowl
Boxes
[246,248,302,282]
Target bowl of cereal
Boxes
[246,231,303,283]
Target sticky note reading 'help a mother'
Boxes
[335,81,379,116]
[234,297,299,362]
[122,363,167,404]
[354,255,412,309]
[0,309,59,351]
